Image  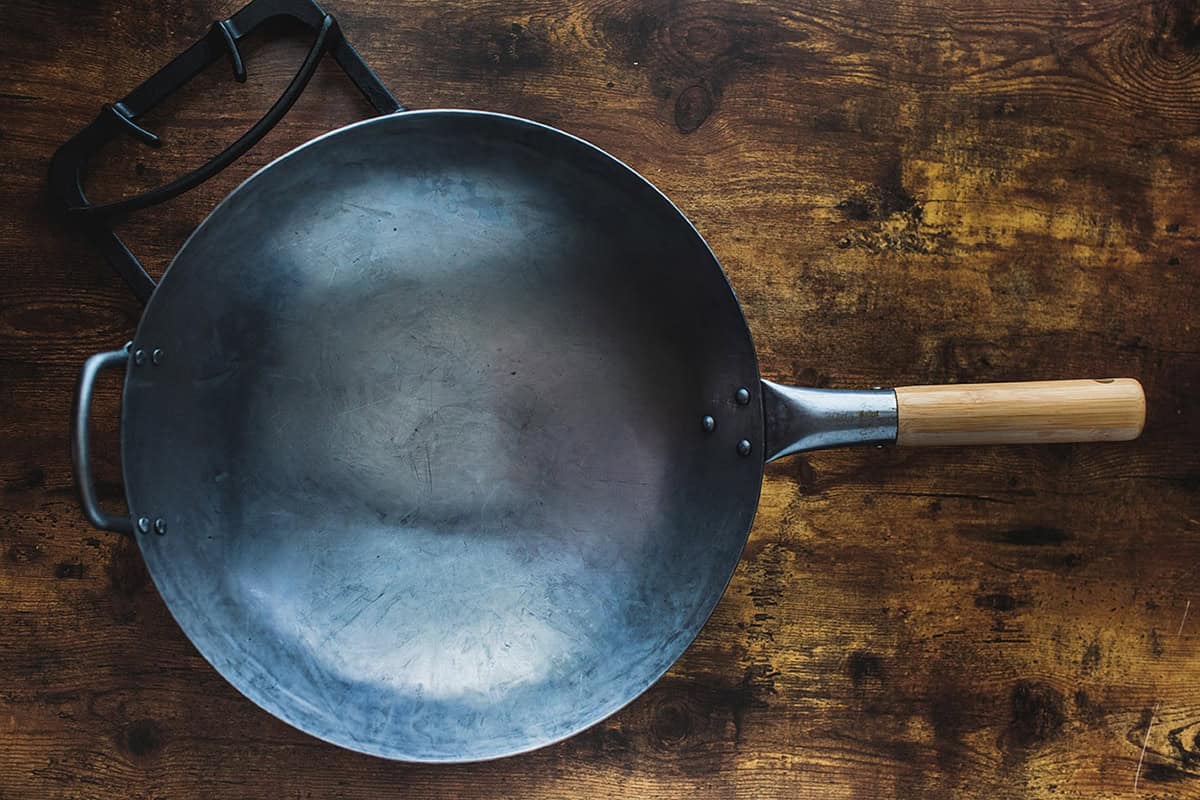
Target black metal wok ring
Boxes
[47,0,402,303]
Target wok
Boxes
[65,24,1145,767]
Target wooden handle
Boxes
[894,379,1145,446]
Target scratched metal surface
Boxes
[122,110,764,761]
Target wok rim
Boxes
[125,108,767,762]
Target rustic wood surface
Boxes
[2,0,1198,797]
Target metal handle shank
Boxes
[762,380,898,461]
[71,349,133,533]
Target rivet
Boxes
[735,387,751,405]
[875,444,886,450]
[737,439,752,456]
[701,415,716,433]
[151,348,164,365]
[133,349,146,366]
[153,518,167,535]
[137,517,150,534]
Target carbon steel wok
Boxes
[65,25,1145,767]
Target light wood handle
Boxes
[894,379,1145,446]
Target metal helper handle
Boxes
[71,348,133,534]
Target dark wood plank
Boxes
[1,0,1197,797]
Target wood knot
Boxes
[847,651,885,686]
[122,719,164,757]
[1006,681,1064,749]
[674,84,713,134]
[650,701,692,746]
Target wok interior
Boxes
[122,112,762,760]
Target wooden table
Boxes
[2,1,1197,797]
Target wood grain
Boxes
[2,0,1199,798]
[895,379,1146,446]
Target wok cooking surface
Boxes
[120,111,764,760]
